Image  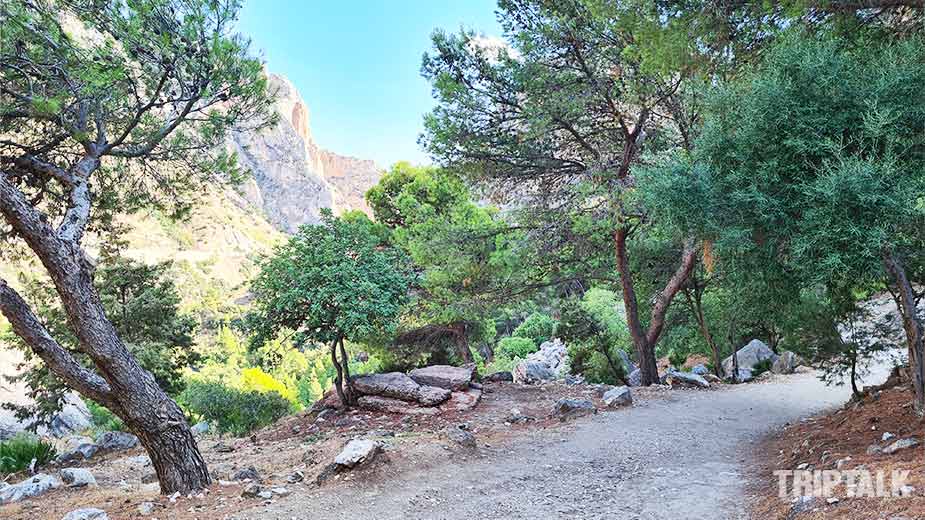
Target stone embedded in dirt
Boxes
[415,385,453,406]
[552,398,596,422]
[506,408,535,424]
[602,386,633,408]
[95,431,139,452]
[484,371,513,383]
[137,502,155,516]
[61,508,108,520]
[241,483,262,498]
[513,339,569,384]
[409,365,473,391]
[190,421,209,435]
[772,351,803,374]
[357,395,440,415]
[665,369,711,389]
[787,495,820,519]
[60,467,96,487]
[270,486,290,497]
[565,374,586,385]
[881,432,895,442]
[353,372,421,402]
[0,473,61,505]
[286,470,305,483]
[334,438,382,468]
[232,465,260,482]
[440,388,483,412]
[722,339,778,376]
[866,444,883,455]
[835,457,852,469]
[444,425,477,449]
[882,437,919,454]
[56,441,98,463]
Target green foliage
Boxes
[0,433,56,475]
[485,354,519,375]
[667,349,687,369]
[240,367,299,410]
[248,209,415,349]
[752,359,773,378]
[559,289,631,385]
[178,380,290,436]
[496,337,537,359]
[86,400,124,434]
[512,313,557,347]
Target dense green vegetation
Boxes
[0,433,56,475]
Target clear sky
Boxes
[237,0,503,168]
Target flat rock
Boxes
[602,386,633,408]
[0,473,61,505]
[484,371,513,382]
[666,369,711,389]
[409,365,473,391]
[415,385,452,406]
[353,372,421,402]
[444,425,477,449]
[357,395,439,415]
[95,431,138,451]
[61,468,96,487]
[334,439,382,468]
[552,398,596,422]
[61,508,108,520]
[883,437,919,455]
[439,388,483,412]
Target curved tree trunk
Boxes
[883,249,925,415]
[0,173,210,494]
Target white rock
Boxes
[61,468,96,487]
[334,439,381,468]
[0,473,61,505]
[61,508,108,520]
[602,386,633,408]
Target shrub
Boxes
[753,358,774,377]
[485,353,519,374]
[512,313,556,346]
[0,433,57,474]
[240,367,299,409]
[568,342,626,385]
[178,380,290,436]
[86,400,124,434]
[667,349,687,369]
[497,336,537,359]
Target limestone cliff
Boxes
[230,74,382,232]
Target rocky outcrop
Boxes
[772,351,803,374]
[513,339,569,384]
[409,365,474,391]
[352,372,451,406]
[722,339,779,377]
[0,473,60,505]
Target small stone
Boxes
[444,426,477,449]
[137,502,155,516]
[552,398,596,422]
[61,508,108,520]
[270,486,290,496]
[835,457,852,469]
[602,386,633,408]
[826,497,839,505]
[232,465,260,482]
[881,432,895,442]
[286,471,304,484]
[334,439,382,468]
[882,437,919,455]
[241,483,262,498]
[60,468,96,488]
[866,444,882,455]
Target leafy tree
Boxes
[248,210,415,408]
[421,0,707,385]
[559,288,631,385]
[0,0,274,492]
[368,163,525,364]
[512,312,557,347]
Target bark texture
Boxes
[883,250,925,415]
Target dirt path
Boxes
[235,365,895,520]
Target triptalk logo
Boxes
[775,469,917,499]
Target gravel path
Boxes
[237,366,894,520]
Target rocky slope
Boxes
[231,74,382,232]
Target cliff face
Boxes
[230,74,382,232]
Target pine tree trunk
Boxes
[883,250,925,415]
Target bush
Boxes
[0,433,57,474]
[497,336,537,359]
[753,358,773,377]
[512,313,556,346]
[240,367,299,409]
[86,400,124,434]
[485,353,519,374]
[667,349,687,369]
[568,342,626,385]
[178,380,290,436]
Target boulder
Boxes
[357,395,439,415]
[232,466,260,482]
[617,350,638,375]
[409,365,473,391]
[61,509,108,520]
[727,367,754,383]
[0,473,61,505]
[334,439,382,468]
[513,339,569,384]
[722,339,779,376]
[602,386,633,408]
[440,388,483,412]
[484,371,513,383]
[95,431,139,451]
[552,398,596,422]
[690,364,709,376]
[415,385,452,406]
[772,351,803,375]
[512,362,555,384]
[665,369,711,389]
[882,437,919,455]
[352,372,421,402]
[703,373,722,384]
[56,439,98,464]
[444,425,477,449]
[60,468,96,487]
[627,369,643,387]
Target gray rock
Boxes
[232,466,260,482]
[484,371,513,382]
[357,395,439,415]
[665,369,711,389]
[444,425,477,449]
[137,502,155,516]
[190,421,209,435]
[866,444,883,455]
[772,351,803,374]
[95,431,138,451]
[617,350,638,375]
[602,386,633,408]
[787,496,820,519]
[409,365,473,391]
[552,398,596,422]
[61,508,108,520]
[564,374,585,385]
[592,384,615,398]
[704,373,722,384]
[241,483,262,498]
[270,486,290,497]
[882,437,919,455]
[60,468,96,487]
[0,473,61,505]
[439,388,483,412]
[352,372,421,402]
[334,439,382,468]
[722,339,779,376]
[56,442,98,463]
[415,385,452,406]
[512,362,555,385]
[727,367,754,383]
[627,369,643,387]
[690,364,709,376]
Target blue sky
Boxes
[238,0,503,167]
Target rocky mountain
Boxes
[231,74,382,232]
